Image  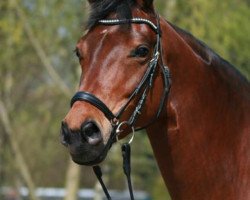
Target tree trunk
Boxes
[0,101,40,200]
[11,0,71,97]
[64,160,81,200]
[93,181,103,200]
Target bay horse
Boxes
[61,0,250,199]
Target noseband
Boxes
[70,14,171,200]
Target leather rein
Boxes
[70,14,171,200]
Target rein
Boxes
[70,14,171,199]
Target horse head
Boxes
[61,0,168,165]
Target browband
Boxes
[98,18,159,34]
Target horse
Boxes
[61,0,250,199]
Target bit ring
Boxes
[116,121,135,144]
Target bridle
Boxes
[70,14,171,200]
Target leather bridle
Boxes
[70,14,171,200]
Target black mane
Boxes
[87,0,135,29]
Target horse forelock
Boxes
[87,0,135,29]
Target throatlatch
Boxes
[70,14,171,200]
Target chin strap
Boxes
[93,143,134,200]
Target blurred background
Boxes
[0,0,249,199]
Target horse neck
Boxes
[146,18,250,200]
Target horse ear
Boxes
[135,0,154,12]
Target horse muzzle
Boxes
[60,121,108,165]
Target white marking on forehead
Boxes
[100,29,108,34]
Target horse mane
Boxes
[87,0,135,29]
[169,22,249,82]
[168,22,214,65]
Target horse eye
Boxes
[74,48,82,59]
[133,45,149,57]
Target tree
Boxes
[0,0,83,199]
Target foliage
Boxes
[0,0,83,188]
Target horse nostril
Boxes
[61,121,71,146]
[81,121,102,145]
